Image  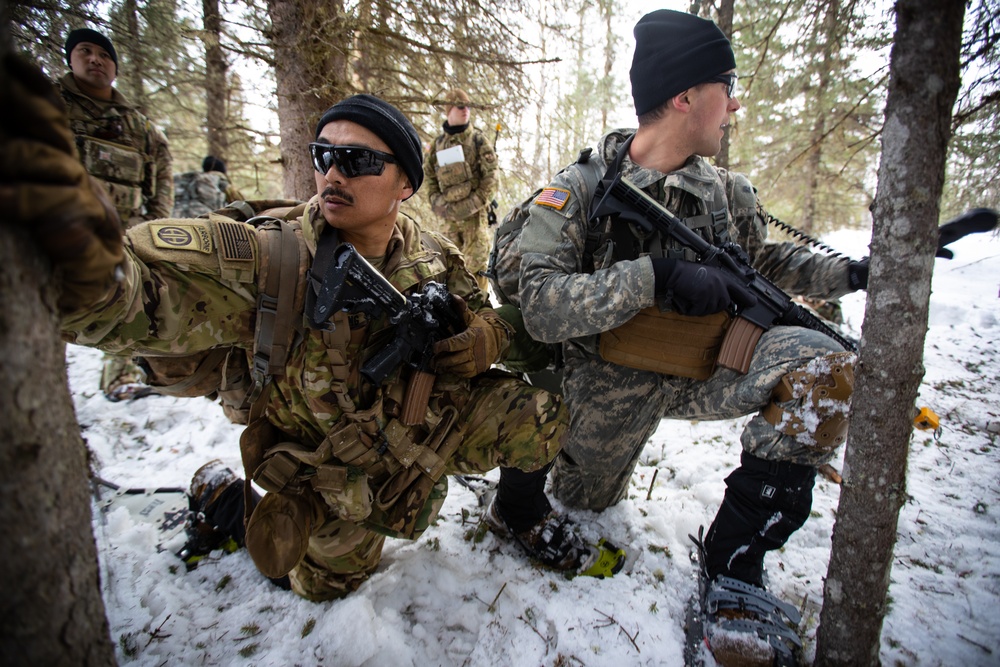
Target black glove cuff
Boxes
[847,259,869,291]
[651,257,679,296]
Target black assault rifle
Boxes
[308,243,464,424]
[590,173,859,375]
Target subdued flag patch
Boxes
[535,188,570,210]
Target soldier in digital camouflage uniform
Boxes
[518,10,869,666]
[58,28,174,400]
[423,88,498,293]
[2,67,595,602]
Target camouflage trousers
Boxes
[441,213,490,293]
[288,371,566,601]
[551,326,852,511]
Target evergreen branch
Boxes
[364,26,560,67]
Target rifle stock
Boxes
[590,174,858,373]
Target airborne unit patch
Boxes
[149,222,213,254]
[534,187,571,210]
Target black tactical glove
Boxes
[936,208,998,259]
[651,258,757,317]
[847,258,869,291]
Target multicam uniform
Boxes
[519,129,856,585]
[423,124,498,291]
[57,73,173,228]
[61,198,566,601]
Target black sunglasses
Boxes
[308,143,398,178]
[705,73,739,98]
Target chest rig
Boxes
[60,86,152,223]
[593,137,738,380]
[242,221,467,567]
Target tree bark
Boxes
[202,0,228,159]
[0,224,116,666]
[121,0,146,116]
[814,0,966,664]
[266,0,349,200]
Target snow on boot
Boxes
[685,529,801,667]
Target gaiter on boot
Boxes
[495,462,554,533]
[704,452,816,586]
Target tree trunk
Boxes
[814,0,966,664]
[801,0,839,235]
[121,0,146,116]
[0,225,116,666]
[202,0,228,159]
[266,0,349,200]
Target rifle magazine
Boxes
[717,318,764,375]
[401,370,435,426]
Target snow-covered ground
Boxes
[72,229,1000,666]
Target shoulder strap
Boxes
[247,217,307,413]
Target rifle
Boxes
[590,173,858,375]
[309,243,464,425]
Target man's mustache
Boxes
[322,186,354,205]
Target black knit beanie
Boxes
[630,10,736,116]
[65,28,119,74]
[203,156,226,173]
[314,94,424,197]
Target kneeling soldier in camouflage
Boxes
[517,10,869,666]
[1,59,597,601]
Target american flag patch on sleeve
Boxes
[534,187,571,210]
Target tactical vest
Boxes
[431,129,487,203]
[60,86,153,223]
[594,159,738,379]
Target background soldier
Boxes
[517,10,869,666]
[423,88,498,293]
[57,27,174,400]
[58,27,173,226]
[4,71,598,601]
[172,155,244,218]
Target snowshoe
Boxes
[479,487,625,578]
[685,528,802,667]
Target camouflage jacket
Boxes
[61,197,499,450]
[57,73,173,227]
[423,124,498,224]
[518,129,853,353]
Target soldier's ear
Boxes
[397,170,414,201]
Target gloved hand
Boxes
[432,296,512,377]
[0,54,124,313]
[847,257,869,291]
[651,258,757,317]
[936,208,998,259]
